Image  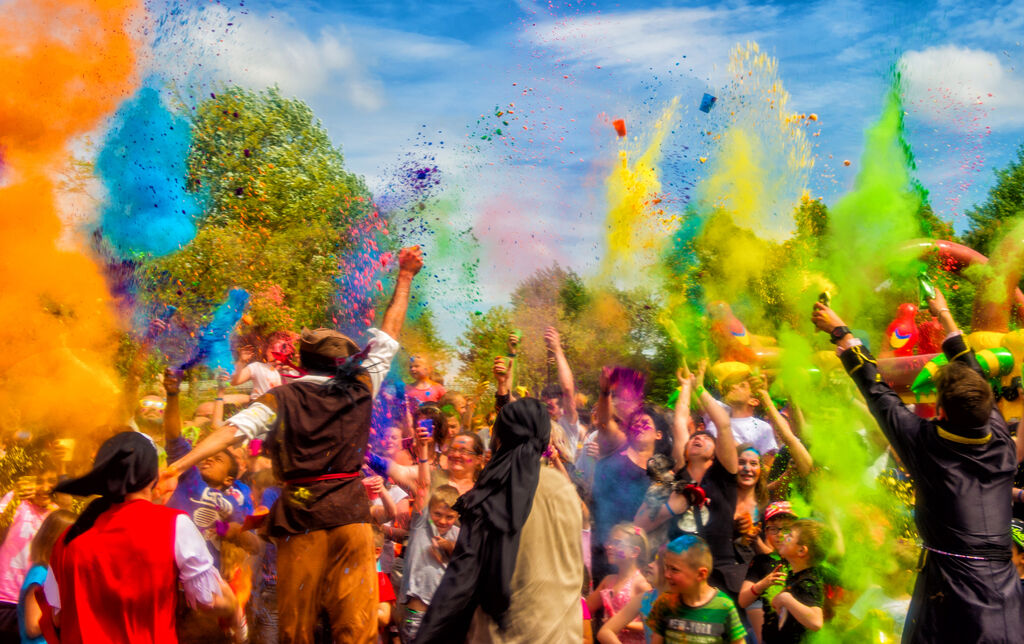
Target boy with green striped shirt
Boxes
[647,535,746,644]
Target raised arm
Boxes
[695,360,738,474]
[545,326,578,424]
[162,393,278,481]
[493,355,513,415]
[210,370,229,429]
[369,476,397,524]
[163,369,183,443]
[596,367,627,456]
[927,287,984,375]
[812,302,926,460]
[672,367,693,468]
[754,380,813,477]
[928,286,960,338]
[229,346,255,386]
[379,246,424,341]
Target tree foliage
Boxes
[457,265,678,407]
[137,86,373,333]
[964,144,1024,255]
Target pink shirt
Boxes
[406,382,446,407]
[0,499,51,603]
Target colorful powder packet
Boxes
[699,93,717,113]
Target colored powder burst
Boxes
[773,329,913,644]
[769,80,932,643]
[97,82,203,257]
[704,41,813,237]
[658,42,813,352]
[334,207,391,337]
[0,0,142,431]
[395,193,482,317]
[601,97,680,287]
[690,42,814,320]
[180,288,250,372]
[823,78,923,328]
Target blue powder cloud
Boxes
[97,82,202,257]
[180,288,250,372]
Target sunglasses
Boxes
[140,399,166,410]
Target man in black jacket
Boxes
[812,288,1024,643]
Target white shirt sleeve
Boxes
[174,514,224,608]
[228,401,277,442]
[43,567,60,610]
[362,328,400,398]
[755,418,780,454]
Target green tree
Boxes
[457,306,515,388]
[964,144,1024,255]
[456,265,680,409]
[137,86,373,332]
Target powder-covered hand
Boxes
[398,245,423,276]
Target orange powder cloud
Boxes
[0,0,142,432]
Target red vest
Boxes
[49,499,183,644]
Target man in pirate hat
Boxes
[42,430,234,643]
[813,288,1024,643]
[165,246,424,644]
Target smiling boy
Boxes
[646,535,746,644]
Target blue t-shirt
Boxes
[166,436,253,565]
[18,565,46,644]
[593,451,650,546]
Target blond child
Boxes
[597,544,669,644]
[397,485,460,643]
[586,523,651,643]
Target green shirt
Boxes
[646,589,746,644]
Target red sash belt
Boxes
[285,471,360,486]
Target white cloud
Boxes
[900,45,1024,128]
[148,5,387,109]
[528,6,775,85]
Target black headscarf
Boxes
[56,431,159,544]
[414,398,550,643]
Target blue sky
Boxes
[148,0,1024,340]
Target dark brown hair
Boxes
[935,361,994,428]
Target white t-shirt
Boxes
[248,362,282,400]
[704,406,779,455]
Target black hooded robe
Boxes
[841,334,1024,643]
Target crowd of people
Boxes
[0,247,1022,643]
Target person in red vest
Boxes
[41,430,235,643]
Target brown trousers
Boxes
[274,522,379,644]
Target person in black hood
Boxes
[415,398,584,643]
